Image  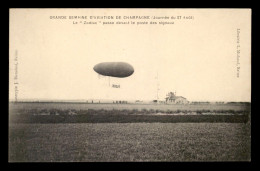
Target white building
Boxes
[165,92,189,104]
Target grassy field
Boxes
[9,123,251,162]
[10,113,249,123]
[9,102,250,123]
[8,102,251,162]
[9,102,251,112]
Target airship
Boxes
[93,62,134,78]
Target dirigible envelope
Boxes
[93,62,134,78]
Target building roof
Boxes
[166,96,187,100]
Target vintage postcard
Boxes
[9,8,251,162]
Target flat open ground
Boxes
[9,102,250,111]
[9,102,250,124]
[9,102,251,162]
[9,123,251,162]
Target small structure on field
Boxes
[165,92,188,104]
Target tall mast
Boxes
[156,71,159,103]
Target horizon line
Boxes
[8,99,251,103]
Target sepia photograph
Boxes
[9,8,251,162]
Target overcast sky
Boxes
[9,9,251,102]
